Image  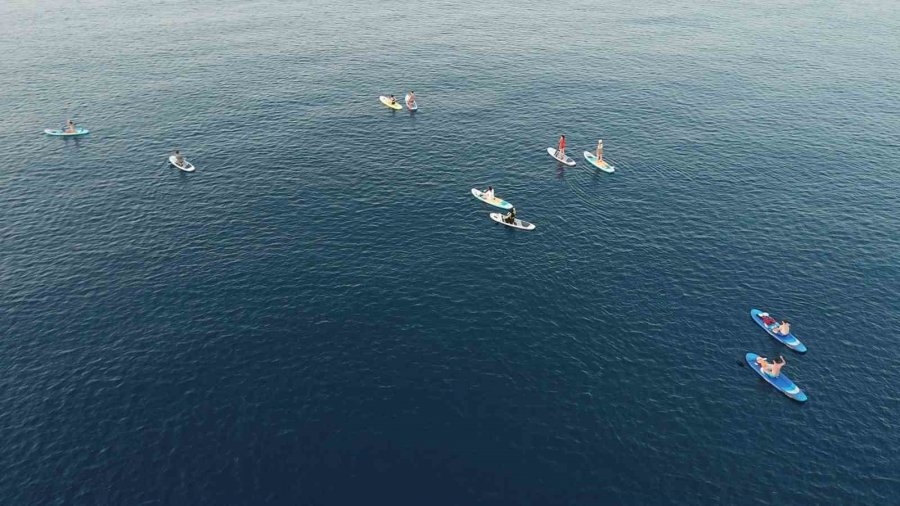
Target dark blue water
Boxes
[2,0,899,504]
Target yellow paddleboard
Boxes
[379,96,402,110]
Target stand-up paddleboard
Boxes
[751,309,807,353]
[380,96,402,110]
[44,128,89,137]
[583,151,615,173]
[489,212,535,230]
[405,94,418,111]
[547,147,575,166]
[471,188,513,210]
[746,353,807,402]
[169,155,195,172]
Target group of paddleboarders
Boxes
[478,186,518,224]
[554,135,606,164]
[386,91,416,109]
[754,312,793,378]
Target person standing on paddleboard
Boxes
[595,139,604,163]
[557,135,566,159]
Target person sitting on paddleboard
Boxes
[504,207,516,224]
[174,150,185,166]
[389,95,397,105]
[64,119,76,134]
[755,355,786,377]
[406,90,416,107]
[484,186,494,200]
[772,319,791,336]
[595,139,604,162]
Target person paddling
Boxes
[483,186,494,200]
[389,95,397,106]
[556,135,566,159]
[504,207,517,224]
[755,355,786,377]
[64,119,77,134]
[595,139,604,162]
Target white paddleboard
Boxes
[490,212,535,230]
[44,128,89,136]
[471,188,513,210]
[169,155,195,172]
[547,147,575,166]
[583,151,615,173]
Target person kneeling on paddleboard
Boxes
[557,135,566,158]
[503,207,517,224]
[406,90,416,107]
[174,150,185,167]
[756,355,786,377]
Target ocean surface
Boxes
[1,0,898,504]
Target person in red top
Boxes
[557,135,566,159]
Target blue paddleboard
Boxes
[750,309,807,352]
[746,353,807,402]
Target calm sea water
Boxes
[1,0,898,504]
